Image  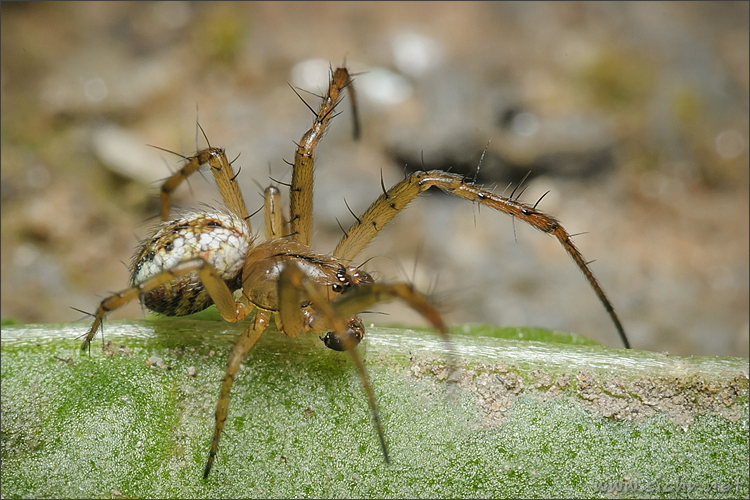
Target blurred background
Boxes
[1,2,747,356]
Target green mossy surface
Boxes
[1,320,748,498]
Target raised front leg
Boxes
[290,66,358,246]
[334,170,630,349]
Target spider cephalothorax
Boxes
[81,65,629,479]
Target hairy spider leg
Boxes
[203,257,454,478]
[334,170,630,349]
[278,263,389,462]
[160,147,250,224]
[80,258,254,352]
[204,185,291,478]
[263,185,287,239]
[204,308,273,479]
[275,262,452,468]
[290,67,358,246]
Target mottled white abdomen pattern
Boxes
[131,211,252,316]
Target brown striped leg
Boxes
[263,185,287,239]
[80,258,252,352]
[160,147,250,224]
[276,262,453,464]
[204,308,271,479]
[333,170,630,349]
[290,66,358,246]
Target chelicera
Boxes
[80,66,629,478]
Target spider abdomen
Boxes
[130,211,252,316]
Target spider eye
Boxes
[331,283,344,293]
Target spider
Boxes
[80,66,630,479]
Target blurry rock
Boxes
[91,123,165,184]
[490,111,616,180]
[388,66,616,184]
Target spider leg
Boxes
[263,185,287,239]
[280,264,391,462]
[334,170,630,348]
[290,67,358,246]
[204,308,272,479]
[80,258,253,352]
[276,262,453,464]
[332,283,449,340]
[160,147,250,224]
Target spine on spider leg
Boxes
[264,185,285,239]
[80,308,107,352]
[204,309,271,479]
[548,227,630,348]
[79,284,151,351]
[333,170,630,347]
[203,149,250,223]
[159,148,250,227]
[333,173,424,261]
[447,176,631,348]
[333,283,449,340]
[160,154,205,221]
[290,67,353,246]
